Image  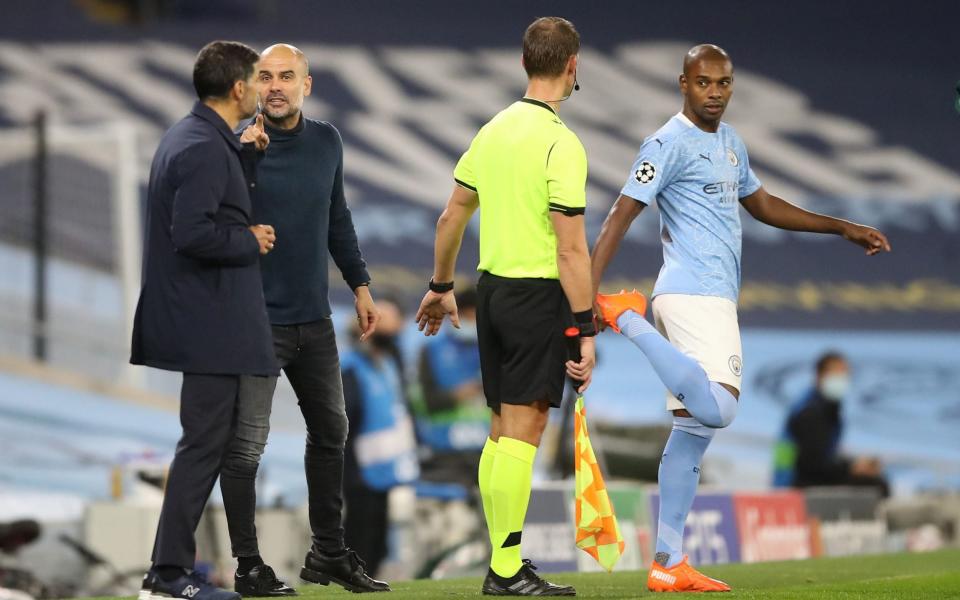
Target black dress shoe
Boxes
[481,560,576,596]
[234,565,297,597]
[299,548,390,593]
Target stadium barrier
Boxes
[526,483,957,573]
[804,487,886,557]
[9,482,956,586]
[648,490,743,566]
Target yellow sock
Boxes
[489,436,537,578]
[478,437,497,548]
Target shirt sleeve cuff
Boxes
[345,269,372,291]
[548,202,585,216]
[454,178,477,192]
[739,182,762,198]
[620,189,651,206]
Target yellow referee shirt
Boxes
[454,98,588,280]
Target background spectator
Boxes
[774,352,890,497]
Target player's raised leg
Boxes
[595,291,738,429]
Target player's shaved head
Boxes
[683,44,731,76]
[261,43,309,75]
[678,43,734,131]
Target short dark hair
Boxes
[815,351,847,376]
[192,41,259,101]
[522,17,580,78]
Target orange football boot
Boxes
[646,556,731,593]
[595,289,648,333]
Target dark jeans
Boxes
[153,373,241,569]
[219,318,349,557]
[343,484,388,577]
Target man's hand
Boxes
[841,223,892,256]
[415,290,459,336]
[565,336,596,393]
[355,285,379,341]
[240,114,269,151]
[249,224,275,254]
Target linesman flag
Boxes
[573,394,624,571]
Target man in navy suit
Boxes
[131,40,277,600]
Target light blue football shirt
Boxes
[621,113,761,302]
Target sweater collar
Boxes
[262,112,305,138]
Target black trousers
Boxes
[343,484,389,576]
[152,373,241,569]
[219,318,349,557]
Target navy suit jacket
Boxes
[131,102,279,376]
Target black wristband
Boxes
[573,309,594,324]
[429,278,454,293]
[573,309,598,337]
[577,322,598,337]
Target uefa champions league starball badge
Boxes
[636,161,656,184]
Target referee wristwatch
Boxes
[428,278,454,294]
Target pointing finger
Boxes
[879,233,892,252]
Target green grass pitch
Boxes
[95,549,960,599]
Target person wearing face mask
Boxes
[217,43,387,596]
[414,288,490,487]
[342,296,420,579]
[773,352,889,497]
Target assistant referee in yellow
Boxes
[415,17,595,597]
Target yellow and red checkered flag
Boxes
[573,395,625,571]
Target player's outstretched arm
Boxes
[740,187,891,256]
[416,184,478,335]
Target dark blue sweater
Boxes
[248,115,370,324]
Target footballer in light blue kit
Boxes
[590,44,891,593]
[622,112,760,302]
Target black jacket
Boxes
[787,389,849,486]
[130,102,278,376]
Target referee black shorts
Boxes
[476,271,573,412]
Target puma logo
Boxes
[650,570,677,585]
